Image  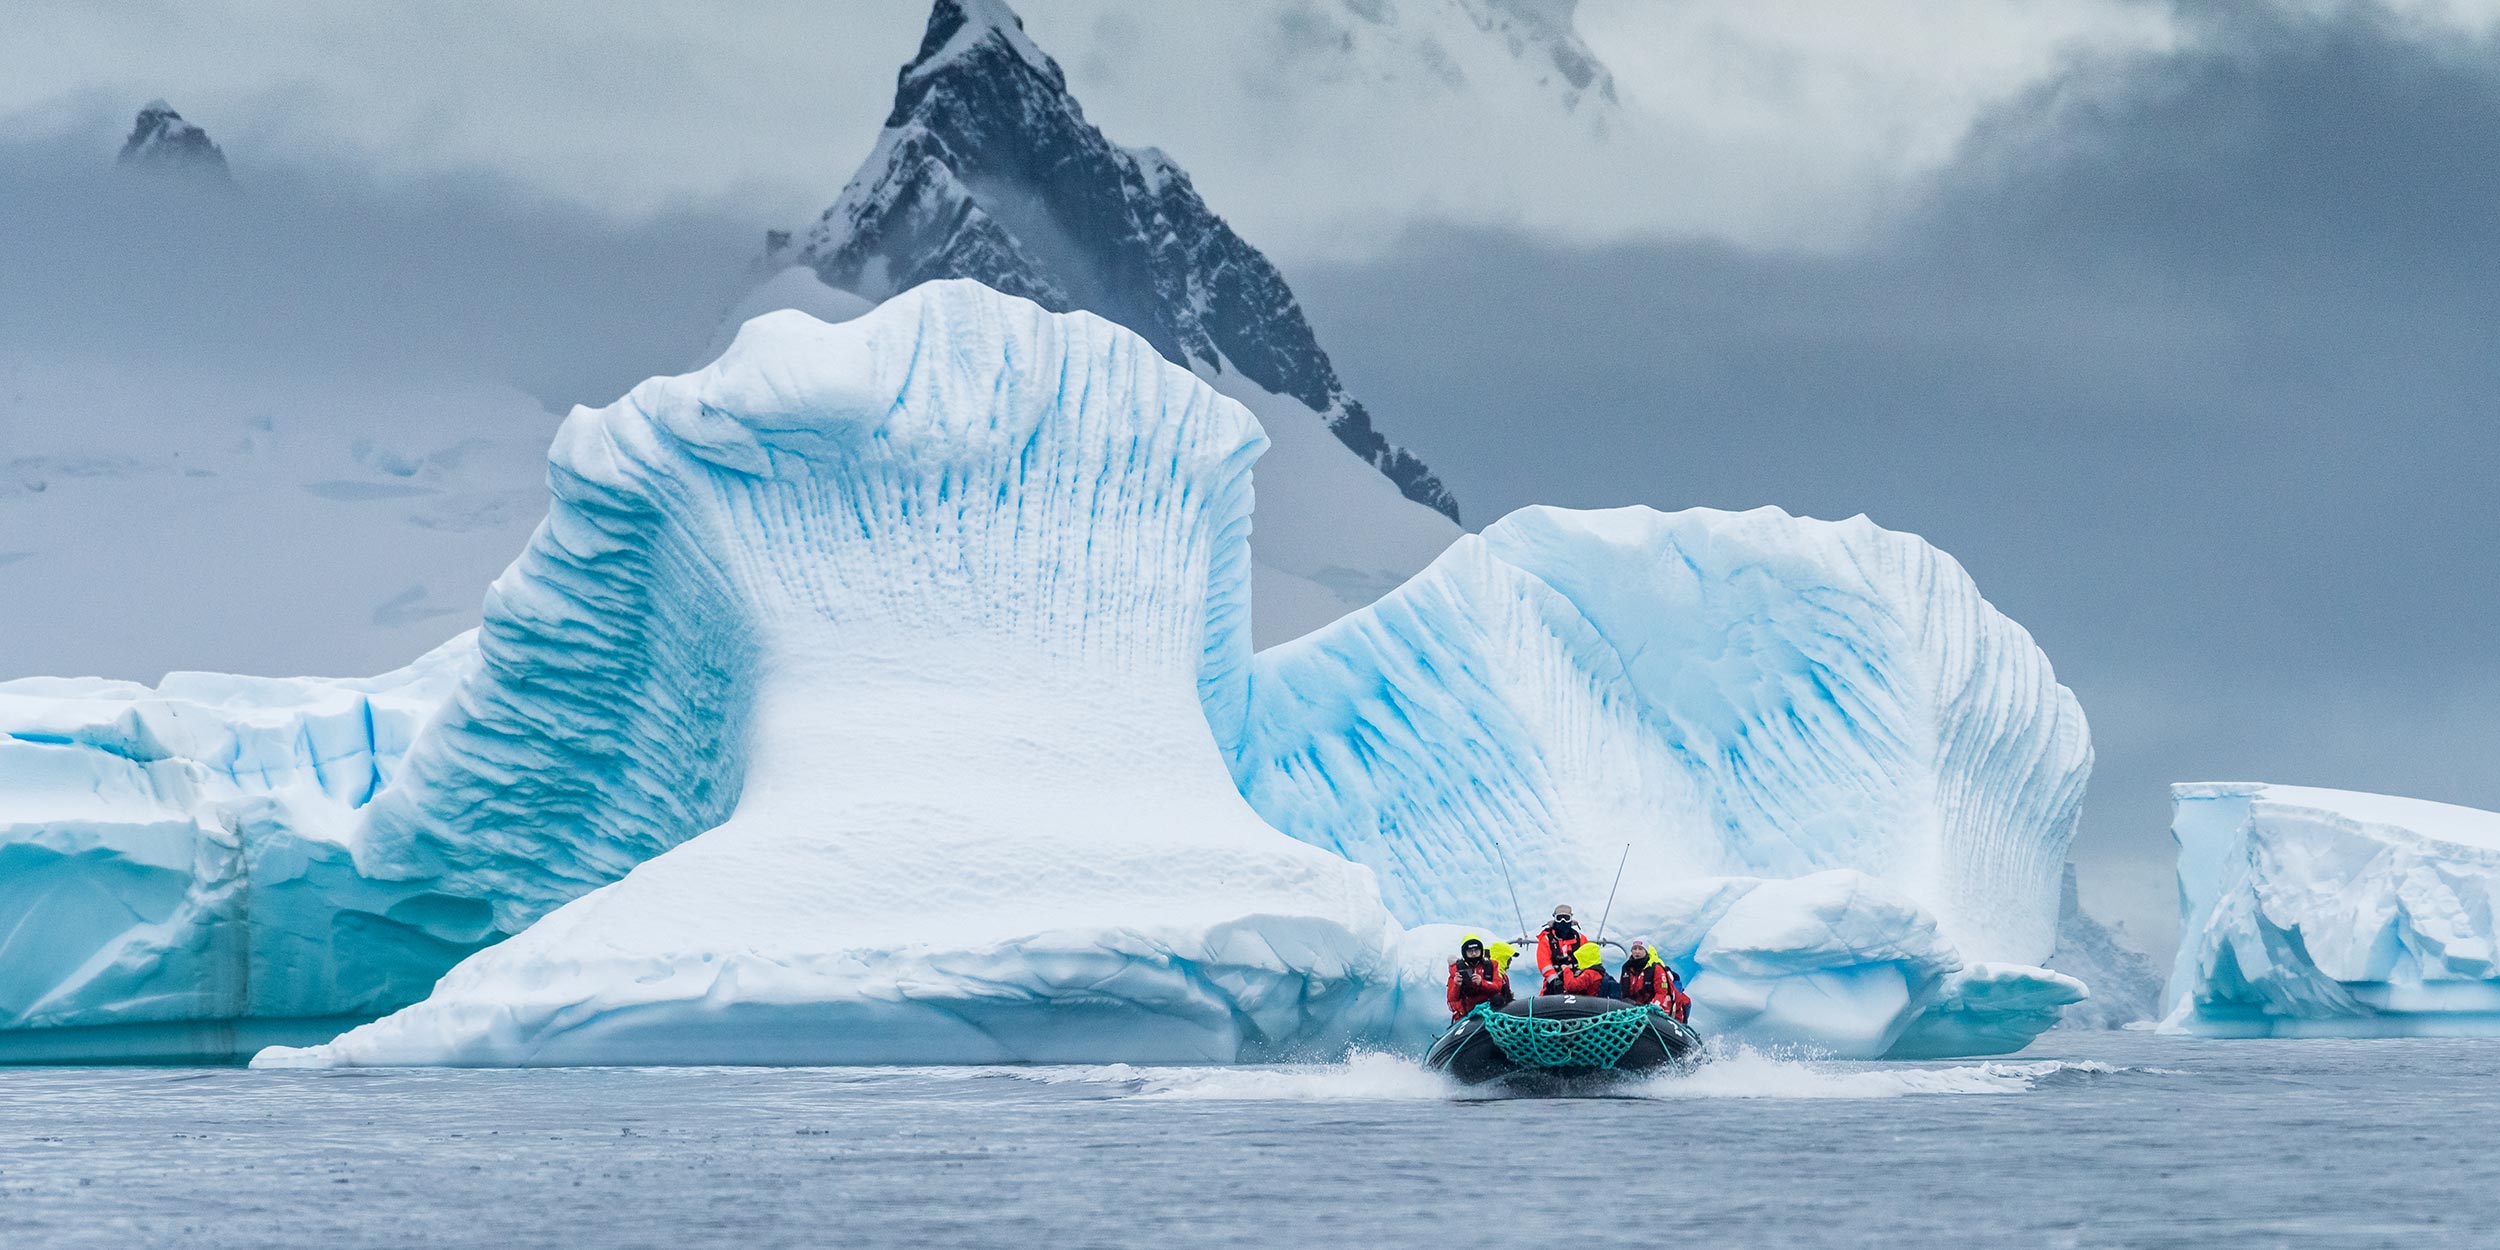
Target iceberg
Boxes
[1228,501,2093,1056]
[2163,782,2500,1037]
[0,638,497,1061]
[5,279,2096,1065]
[261,281,1412,1067]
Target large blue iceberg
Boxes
[1232,500,2093,1055]
[1,282,2096,1065]
[2164,782,2500,1037]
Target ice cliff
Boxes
[2163,782,2500,1037]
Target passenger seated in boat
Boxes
[1445,934,1515,1020]
[1618,939,1691,1023]
[1544,939,1614,997]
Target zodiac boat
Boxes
[1423,995,1703,1087]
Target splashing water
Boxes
[994,1051,1462,1101]
[970,1047,2146,1103]
[1630,1047,2128,1099]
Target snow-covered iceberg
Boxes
[2163,782,2500,1037]
[261,281,1411,1067]
[0,639,496,1061]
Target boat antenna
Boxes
[1489,834,1530,945]
[1594,842,1630,945]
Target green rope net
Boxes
[1469,1003,1661,1070]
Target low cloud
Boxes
[1295,4,2500,948]
[0,107,761,412]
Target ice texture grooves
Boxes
[1233,504,2093,967]
[2164,782,2500,1037]
[264,281,1405,1068]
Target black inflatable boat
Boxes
[1424,995,1703,1087]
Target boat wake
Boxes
[972,1047,2159,1103]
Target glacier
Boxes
[2163,782,2500,1038]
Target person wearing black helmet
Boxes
[1534,904,1587,982]
[1445,934,1514,1020]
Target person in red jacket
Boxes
[1534,904,1587,979]
[1618,938,1690,1023]
[1445,934,1514,1020]
[1544,940,1613,997]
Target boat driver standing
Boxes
[1534,904,1587,980]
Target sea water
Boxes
[1,1032,2492,1249]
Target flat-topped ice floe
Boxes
[0,638,496,1061]
[2164,782,2500,1037]
[261,281,1410,1068]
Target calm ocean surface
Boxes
[3,1032,2492,1249]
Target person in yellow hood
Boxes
[1544,937,1614,997]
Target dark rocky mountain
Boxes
[117,100,230,181]
[777,0,1459,522]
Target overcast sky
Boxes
[4,0,2496,950]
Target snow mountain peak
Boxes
[900,0,1061,101]
[117,99,230,181]
[784,0,1460,522]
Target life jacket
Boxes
[1535,924,1586,976]
[1619,958,1664,1004]
[1446,957,1513,1019]
[1610,955,1690,1015]
[1621,958,1692,1022]
[1544,963,1606,997]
